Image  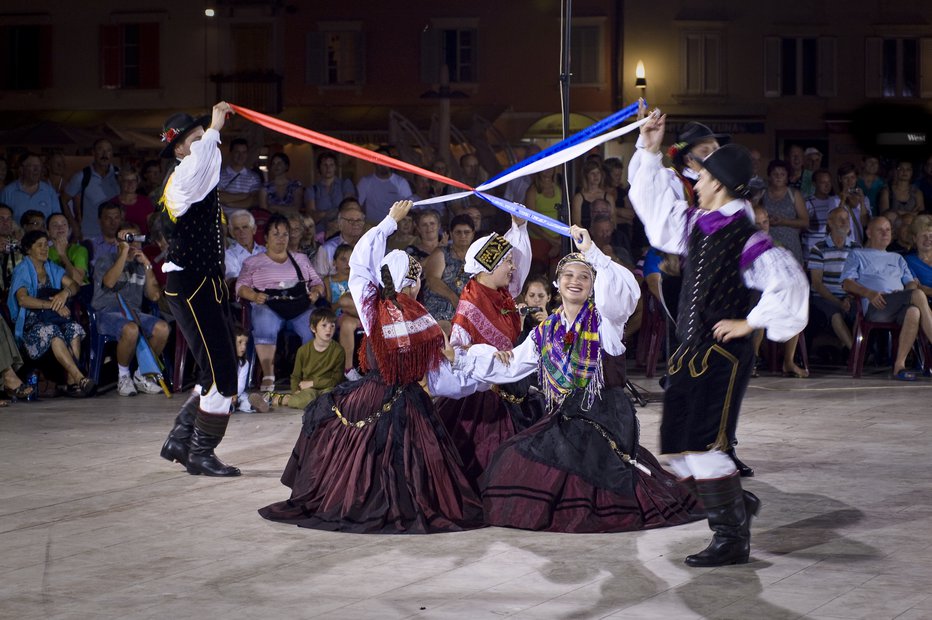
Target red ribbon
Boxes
[230,104,472,192]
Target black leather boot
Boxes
[685,473,754,567]
[726,446,754,477]
[186,411,241,477]
[159,391,199,466]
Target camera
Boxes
[519,306,543,316]
[124,233,147,243]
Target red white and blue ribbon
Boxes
[230,102,648,237]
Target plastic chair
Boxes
[86,307,118,387]
[847,296,901,378]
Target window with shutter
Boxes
[0,24,52,90]
[865,36,921,98]
[307,23,364,86]
[421,19,479,85]
[763,36,835,97]
[570,19,605,86]
[99,22,160,89]
[679,30,723,96]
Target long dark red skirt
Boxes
[259,374,484,534]
[480,388,702,533]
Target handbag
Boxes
[262,253,312,320]
[34,286,73,326]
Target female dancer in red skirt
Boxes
[453,225,701,533]
[259,200,483,533]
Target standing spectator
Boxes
[235,214,324,391]
[356,147,412,224]
[503,144,540,205]
[785,143,813,198]
[804,147,823,172]
[44,151,68,198]
[218,138,262,213]
[888,212,916,255]
[857,155,886,214]
[92,224,169,397]
[0,156,9,191]
[89,203,124,267]
[809,206,857,351]
[306,150,354,236]
[761,160,808,265]
[905,215,932,297]
[570,159,615,229]
[879,160,924,225]
[428,158,453,201]
[63,138,120,240]
[423,214,474,325]
[386,213,416,252]
[46,213,88,285]
[842,216,932,381]
[524,167,563,275]
[837,163,871,244]
[313,198,366,277]
[803,169,841,252]
[914,155,932,210]
[0,153,61,222]
[137,160,164,203]
[259,152,304,216]
[456,152,494,229]
[110,168,155,234]
[8,230,93,396]
[224,209,265,282]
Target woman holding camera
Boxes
[236,214,324,391]
[433,215,545,486]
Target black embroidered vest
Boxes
[166,186,225,277]
[677,215,756,346]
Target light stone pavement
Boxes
[2,369,931,619]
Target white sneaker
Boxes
[118,375,138,397]
[345,368,362,381]
[133,372,163,395]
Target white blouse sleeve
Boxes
[163,128,222,219]
[348,216,397,335]
[504,219,532,299]
[628,149,689,255]
[426,359,487,398]
[585,243,640,356]
[744,245,810,342]
[452,339,539,385]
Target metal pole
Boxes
[560,0,574,250]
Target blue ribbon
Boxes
[474,192,571,237]
[483,100,644,187]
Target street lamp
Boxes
[635,60,647,91]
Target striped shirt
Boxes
[808,236,859,298]
[235,251,323,295]
[219,165,261,195]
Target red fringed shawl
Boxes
[451,278,521,350]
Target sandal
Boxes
[79,377,96,396]
[260,375,276,392]
[0,400,9,408]
[893,369,917,382]
[6,384,34,400]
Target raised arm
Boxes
[503,215,532,298]
[162,102,230,219]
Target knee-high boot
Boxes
[186,411,241,477]
[159,391,199,466]
[685,473,760,567]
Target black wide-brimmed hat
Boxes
[699,143,754,199]
[669,122,730,167]
[159,112,210,158]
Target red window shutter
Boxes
[100,24,121,88]
[139,22,160,88]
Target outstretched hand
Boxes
[569,225,593,253]
[389,200,413,223]
[712,319,753,342]
[210,101,234,132]
[640,111,666,155]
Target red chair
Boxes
[847,295,901,378]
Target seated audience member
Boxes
[110,168,155,234]
[267,307,345,410]
[837,163,870,244]
[405,208,442,265]
[307,150,355,236]
[857,155,885,213]
[47,213,89,285]
[905,215,932,299]
[803,169,841,253]
[259,152,304,216]
[322,243,351,311]
[515,275,553,343]
[590,213,623,264]
[914,155,932,210]
[19,210,46,234]
[313,198,366,277]
[879,160,924,226]
[842,216,932,380]
[137,160,164,204]
[385,213,416,251]
[463,206,483,233]
[0,317,33,403]
[224,209,266,282]
[0,204,23,293]
[356,147,412,225]
[571,159,615,228]
[92,224,169,397]
[218,138,262,213]
[231,326,268,414]
[808,206,858,351]
[286,213,310,257]
[236,214,325,391]
[889,212,915,255]
[297,215,319,262]
[423,214,475,326]
[0,153,61,222]
[8,230,93,396]
[90,202,125,267]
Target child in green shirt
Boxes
[272,307,345,410]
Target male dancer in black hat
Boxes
[630,112,808,566]
[158,102,242,477]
